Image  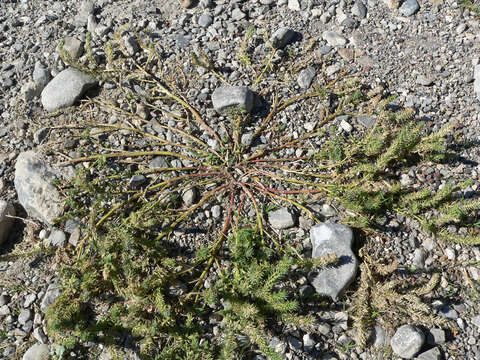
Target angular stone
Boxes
[391,324,425,359]
[58,37,84,60]
[268,207,296,229]
[416,347,441,360]
[371,325,389,347]
[288,0,301,11]
[427,328,446,345]
[33,62,51,87]
[40,283,61,313]
[270,27,296,49]
[297,66,316,89]
[352,0,367,18]
[14,151,64,226]
[18,309,32,326]
[41,68,97,112]
[212,86,253,114]
[310,223,358,301]
[398,0,420,16]
[0,200,15,244]
[322,31,347,47]
[416,75,434,86]
[356,115,376,129]
[22,344,49,360]
[198,14,213,28]
[182,187,199,207]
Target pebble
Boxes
[59,37,84,60]
[390,324,425,359]
[412,248,425,269]
[297,66,316,89]
[268,207,296,229]
[211,86,254,114]
[182,187,199,207]
[41,68,98,112]
[270,27,296,49]
[45,229,67,247]
[398,0,420,16]
[288,0,301,11]
[33,61,51,87]
[322,31,347,47]
[310,223,358,301]
[371,325,389,347]
[198,14,213,28]
[416,75,435,86]
[352,0,367,18]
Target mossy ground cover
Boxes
[37,27,480,359]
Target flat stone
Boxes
[391,324,425,359]
[303,333,315,351]
[322,31,347,47]
[398,0,420,16]
[268,207,296,229]
[270,27,296,49]
[0,200,15,244]
[416,75,435,86]
[416,347,441,360]
[297,66,316,89]
[22,344,49,360]
[149,156,168,169]
[14,151,64,226]
[356,115,376,129]
[310,223,358,301]
[41,68,97,112]
[338,48,355,61]
[212,86,253,114]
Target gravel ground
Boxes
[1,0,480,359]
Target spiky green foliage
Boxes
[43,26,480,358]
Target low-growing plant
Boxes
[43,27,480,358]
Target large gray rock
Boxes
[268,207,296,229]
[310,223,358,301]
[0,200,15,244]
[391,324,425,359]
[14,151,64,226]
[41,68,97,112]
[212,86,253,114]
[22,344,50,360]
